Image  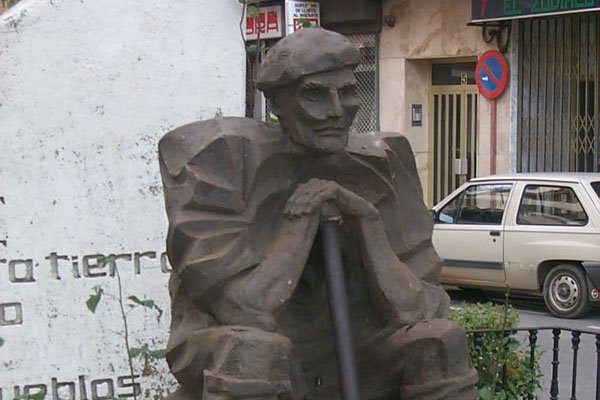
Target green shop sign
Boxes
[471,0,600,22]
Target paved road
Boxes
[448,288,600,399]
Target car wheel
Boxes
[543,264,591,319]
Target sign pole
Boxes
[490,99,497,175]
[475,50,508,176]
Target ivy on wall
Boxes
[1,0,21,12]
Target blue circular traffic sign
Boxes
[475,50,508,100]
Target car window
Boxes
[592,181,600,199]
[437,183,513,224]
[517,185,588,226]
[438,194,460,223]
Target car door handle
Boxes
[489,230,501,237]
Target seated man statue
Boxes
[158,28,477,400]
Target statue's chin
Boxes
[303,136,348,154]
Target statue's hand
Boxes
[284,178,379,219]
[284,178,337,217]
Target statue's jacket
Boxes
[158,116,451,384]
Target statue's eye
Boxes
[338,86,357,99]
[300,88,324,102]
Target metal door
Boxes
[517,15,599,173]
[429,86,478,206]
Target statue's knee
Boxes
[168,325,293,399]
[203,327,293,399]
[405,319,473,375]
[209,326,293,379]
[399,320,478,399]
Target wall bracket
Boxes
[468,20,511,54]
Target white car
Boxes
[431,173,600,318]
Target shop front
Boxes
[473,0,600,173]
[380,0,600,206]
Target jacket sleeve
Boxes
[383,134,450,318]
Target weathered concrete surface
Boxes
[0,1,245,398]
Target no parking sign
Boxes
[475,50,509,100]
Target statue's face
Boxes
[275,67,360,154]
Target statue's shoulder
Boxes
[347,131,415,159]
[158,117,285,178]
[348,131,422,193]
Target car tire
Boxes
[543,264,591,319]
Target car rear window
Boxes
[517,185,588,226]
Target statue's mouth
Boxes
[315,126,346,137]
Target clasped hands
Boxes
[284,178,379,221]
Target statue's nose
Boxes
[325,89,344,118]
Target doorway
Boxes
[429,62,478,206]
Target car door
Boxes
[503,181,600,291]
[433,182,514,287]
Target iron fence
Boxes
[471,327,600,399]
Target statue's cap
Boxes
[256,28,360,92]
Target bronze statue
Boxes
[158,28,477,400]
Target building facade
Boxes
[381,0,600,205]
[256,0,600,206]
[247,0,503,205]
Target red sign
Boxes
[475,50,509,100]
[244,5,284,40]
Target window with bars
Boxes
[346,33,379,133]
[517,15,599,172]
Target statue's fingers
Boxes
[288,186,312,206]
[308,196,324,209]
[285,198,308,216]
[283,205,295,216]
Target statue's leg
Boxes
[357,319,478,400]
[202,326,294,400]
[168,325,295,400]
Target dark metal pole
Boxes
[527,329,538,400]
[570,331,581,400]
[321,220,360,400]
[550,329,561,400]
[595,334,600,400]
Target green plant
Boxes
[2,0,21,10]
[86,261,166,400]
[449,301,542,400]
[13,392,45,400]
[295,17,318,28]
